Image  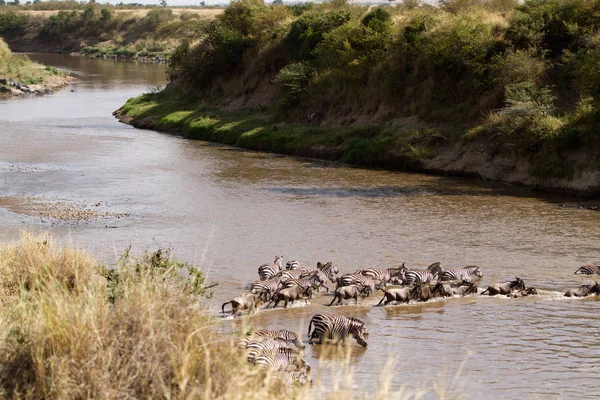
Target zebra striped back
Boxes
[247,329,305,349]
[440,266,483,282]
[308,313,368,347]
[282,271,326,291]
[272,370,312,386]
[403,262,443,285]
[317,261,339,279]
[252,348,308,371]
[250,276,284,297]
[361,267,404,283]
[574,265,600,275]
[286,260,301,270]
[337,274,376,294]
[258,255,284,281]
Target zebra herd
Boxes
[224,258,600,387]
[238,313,368,386]
[222,258,600,317]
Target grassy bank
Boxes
[0,3,221,60]
[0,36,70,94]
[0,232,293,399]
[118,0,600,196]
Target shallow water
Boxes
[1,53,600,399]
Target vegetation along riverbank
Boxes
[115,0,600,197]
[0,2,222,61]
[0,36,72,95]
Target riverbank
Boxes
[114,92,600,198]
[0,38,73,96]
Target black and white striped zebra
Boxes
[280,269,311,281]
[316,261,339,280]
[252,348,310,371]
[336,273,376,295]
[402,262,443,285]
[258,256,284,281]
[574,264,600,275]
[439,266,483,282]
[246,329,305,349]
[360,265,405,284]
[307,313,368,347]
[281,270,328,293]
[272,369,312,386]
[250,275,285,299]
[245,342,300,362]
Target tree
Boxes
[159,0,167,6]
[100,7,112,21]
[272,0,283,4]
[0,0,6,5]
[199,0,205,5]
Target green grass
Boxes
[118,92,453,169]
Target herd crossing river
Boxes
[1,54,600,399]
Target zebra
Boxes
[280,269,309,281]
[336,273,376,295]
[245,343,300,363]
[280,271,328,293]
[316,261,339,280]
[402,262,443,285]
[252,348,310,371]
[286,260,303,270]
[307,313,368,347]
[574,264,600,275]
[250,275,285,299]
[258,255,284,281]
[439,266,483,282]
[238,336,296,351]
[246,329,305,349]
[272,369,312,386]
[360,265,405,284]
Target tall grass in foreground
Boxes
[0,232,463,399]
[0,232,291,399]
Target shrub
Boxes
[284,9,352,60]
[275,61,312,107]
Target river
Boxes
[1,53,599,399]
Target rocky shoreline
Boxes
[0,75,75,97]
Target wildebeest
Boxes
[409,282,451,302]
[564,282,600,297]
[480,277,525,296]
[271,285,312,308]
[376,285,415,306]
[444,280,479,296]
[508,287,538,298]
[222,293,264,317]
[328,284,371,306]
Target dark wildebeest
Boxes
[409,282,451,302]
[377,285,415,306]
[564,282,600,297]
[271,285,312,308]
[222,293,265,317]
[508,287,538,298]
[328,284,371,306]
[444,280,479,297]
[480,277,525,296]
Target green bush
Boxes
[274,61,312,107]
[284,9,352,60]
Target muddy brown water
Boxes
[1,53,600,399]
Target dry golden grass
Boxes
[0,232,301,400]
